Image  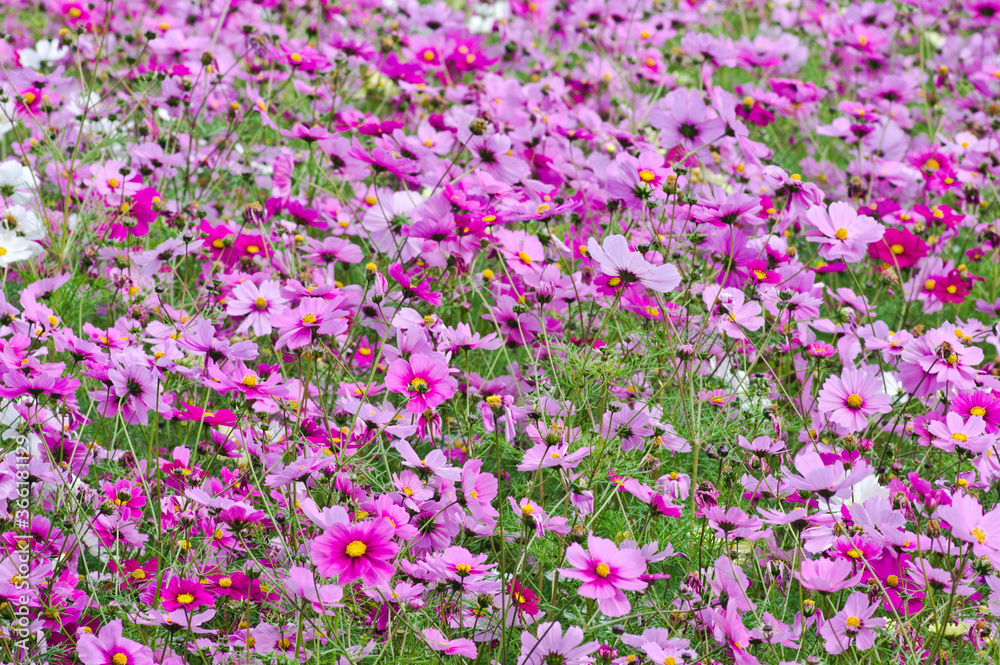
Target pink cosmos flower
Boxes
[311,518,399,586]
[208,361,288,400]
[226,279,286,337]
[517,622,599,665]
[272,297,348,350]
[819,592,885,654]
[795,557,864,593]
[937,492,1000,560]
[650,88,726,153]
[703,286,764,340]
[805,201,884,262]
[439,322,502,352]
[285,566,343,613]
[558,534,648,617]
[816,367,892,432]
[300,236,364,264]
[422,628,478,658]
[586,235,680,294]
[101,359,162,426]
[927,413,991,453]
[898,328,984,397]
[77,619,154,665]
[385,353,457,414]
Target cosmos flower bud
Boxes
[468,117,489,135]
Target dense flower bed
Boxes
[0,0,998,664]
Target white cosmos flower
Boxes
[468,1,510,33]
[0,230,42,266]
[0,160,35,205]
[2,204,45,240]
[18,39,69,71]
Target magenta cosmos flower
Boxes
[159,576,215,611]
[805,201,884,263]
[867,227,927,268]
[311,518,399,586]
[385,353,457,414]
[586,235,680,294]
[816,367,892,432]
[819,592,885,654]
[77,619,154,665]
[558,534,647,617]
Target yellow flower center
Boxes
[845,616,861,628]
[972,527,987,544]
[408,377,428,392]
[455,563,472,576]
[289,53,302,63]
[108,178,119,188]
[132,570,145,580]
[241,376,258,387]
[254,297,267,310]
[278,638,292,649]
[302,313,317,324]
[886,574,899,588]
[219,577,232,588]
[521,505,534,515]
[346,541,367,558]
[846,394,863,409]
[246,245,260,254]
[846,548,861,559]
[924,158,940,171]
[595,563,611,578]
[952,433,969,442]
[177,593,195,605]
[924,279,936,290]
[423,50,435,61]
[638,170,655,182]
[890,244,905,255]
[112,655,128,665]
[971,407,987,417]
[518,251,532,264]
[946,285,957,294]
[608,277,621,287]
[835,228,848,240]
